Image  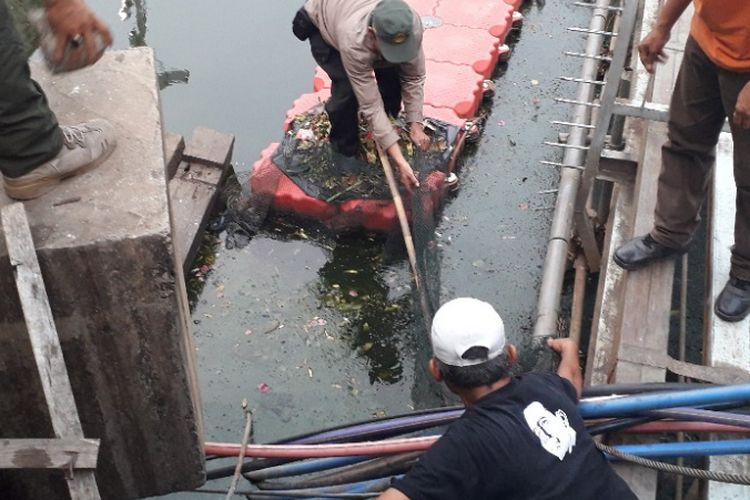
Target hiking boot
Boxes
[331,150,363,176]
[613,234,686,271]
[3,119,117,200]
[715,277,750,322]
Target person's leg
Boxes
[613,37,727,270]
[308,31,360,158]
[375,66,402,119]
[650,36,728,248]
[713,66,750,321]
[717,71,750,281]
[0,0,63,178]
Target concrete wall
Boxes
[0,48,204,499]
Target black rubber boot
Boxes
[715,277,750,322]
[613,234,686,271]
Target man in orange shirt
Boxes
[614,0,750,321]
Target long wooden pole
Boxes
[376,145,420,291]
[376,146,435,330]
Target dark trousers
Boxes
[308,30,402,157]
[0,0,62,178]
[651,36,750,280]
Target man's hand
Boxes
[397,159,420,191]
[734,82,750,129]
[547,337,577,357]
[45,0,112,66]
[547,337,583,398]
[385,142,420,191]
[409,122,430,151]
[638,27,670,73]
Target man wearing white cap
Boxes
[378,297,635,500]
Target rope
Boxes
[596,442,750,485]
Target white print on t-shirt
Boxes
[523,401,577,461]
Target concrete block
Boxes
[0,48,205,499]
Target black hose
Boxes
[256,452,422,490]
[587,416,655,435]
[587,402,747,435]
[206,382,722,479]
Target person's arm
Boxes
[386,141,420,189]
[399,19,428,151]
[547,338,583,399]
[734,83,750,129]
[639,0,692,73]
[44,0,112,65]
[378,488,410,500]
[341,47,419,189]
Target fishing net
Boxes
[271,105,457,203]
[210,103,470,407]
[215,106,459,249]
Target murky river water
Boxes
[85,0,589,496]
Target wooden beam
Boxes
[1,202,101,499]
[0,439,99,470]
[705,133,750,500]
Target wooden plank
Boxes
[0,439,99,470]
[705,133,750,500]
[611,121,674,500]
[1,203,101,499]
[586,183,633,386]
[608,6,693,497]
[164,132,185,180]
[183,127,235,168]
[169,162,228,274]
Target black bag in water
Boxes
[292,7,316,41]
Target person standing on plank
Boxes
[292,0,429,189]
[613,0,750,321]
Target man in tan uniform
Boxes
[293,0,429,189]
[614,0,750,321]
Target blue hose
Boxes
[579,384,750,418]
[607,439,750,459]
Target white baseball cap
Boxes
[430,297,506,367]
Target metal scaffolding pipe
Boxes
[533,0,616,338]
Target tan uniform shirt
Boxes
[304,0,426,150]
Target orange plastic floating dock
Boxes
[251,0,521,233]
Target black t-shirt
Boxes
[393,373,636,500]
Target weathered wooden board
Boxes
[164,132,186,180]
[169,161,228,274]
[705,133,750,499]
[0,439,99,470]
[586,183,633,386]
[183,127,235,168]
[607,4,692,498]
[1,203,101,499]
